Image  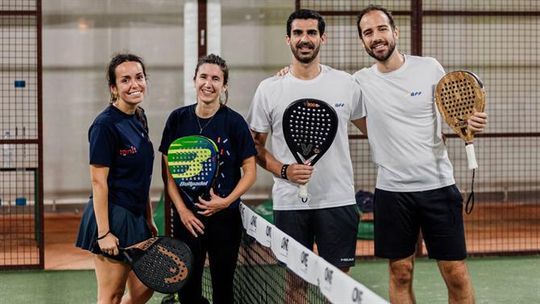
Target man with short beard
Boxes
[353,5,487,304]
[247,9,365,301]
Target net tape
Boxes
[235,203,388,304]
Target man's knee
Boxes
[390,259,414,286]
[439,260,472,291]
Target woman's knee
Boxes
[98,287,126,304]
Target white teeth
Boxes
[129,91,141,96]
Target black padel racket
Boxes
[167,135,219,202]
[282,98,338,202]
[120,237,192,294]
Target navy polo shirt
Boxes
[159,104,256,208]
[88,105,154,215]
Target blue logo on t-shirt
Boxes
[410,91,422,96]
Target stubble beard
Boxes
[291,43,321,64]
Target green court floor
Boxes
[1,256,538,303]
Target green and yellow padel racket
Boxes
[167,135,219,201]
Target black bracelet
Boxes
[280,164,289,180]
[97,230,110,240]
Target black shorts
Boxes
[374,185,467,261]
[274,204,359,268]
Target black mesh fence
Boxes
[0,0,43,269]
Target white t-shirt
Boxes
[352,55,455,192]
[247,65,364,210]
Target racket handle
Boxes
[122,251,133,264]
[298,183,309,202]
[465,144,478,170]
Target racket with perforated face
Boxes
[119,237,192,294]
[435,71,486,170]
[282,98,338,202]
[167,135,219,202]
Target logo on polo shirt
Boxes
[119,145,137,156]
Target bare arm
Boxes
[90,165,120,255]
[163,154,205,237]
[252,131,282,176]
[145,196,158,236]
[197,156,257,216]
[351,117,367,135]
[251,130,312,184]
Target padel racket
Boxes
[435,71,486,170]
[282,98,338,202]
[167,135,219,202]
[113,237,193,294]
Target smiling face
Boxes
[358,10,399,62]
[110,61,146,108]
[287,18,326,64]
[194,63,227,105]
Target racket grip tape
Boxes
[298,183,308,202]
[465,144,478,170]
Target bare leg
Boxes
[94,255,130,304]
[437,260,475,304]
[120,271,154,304]
[388,255,416,304]
[339,266,351,274]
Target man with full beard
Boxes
[247,9,365,300]
[353,5,487,304]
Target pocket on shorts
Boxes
[447,185,464,225]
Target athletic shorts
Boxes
[374,185,467,261]
[274,204,359,268]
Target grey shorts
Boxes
[274,204,359,268]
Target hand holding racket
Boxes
[282,98,338,202]
[435,71,486,170]
[103,237,193,294]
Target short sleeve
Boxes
[159,111,178,155]
[246,83,271,133]
[432,57,446,81]
[88,123,117,166]
[350,78,366,121]
[233,115,257,162]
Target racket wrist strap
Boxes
[97,230,111,240]
[280,164,289,180]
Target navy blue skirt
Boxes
[75,199,151,262]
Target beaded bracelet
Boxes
[280,164,289,180]
[97,230,110,240]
